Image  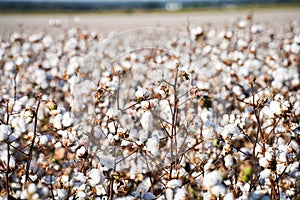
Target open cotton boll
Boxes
[27,183,37,194]
[77,190,86,198]
[269,101,281,116]
[53,114,63,129]
[140,111,153,131]
[146,137,159,156]
[260,169,271,179]
[202,127,214,140]
[224,193,234,200]
[11,117,27,134]
[106,108,121,120]
[165,188,174,200]
[174,188,187,200]
[0,124,11,141]
[224,154,234,168]
[200,110,213,122]
[211,184,226,197]
[278,152,287,163]
[67,56,81,75]
[62,112,74,127]
[135,88,150,100]
[4,61,14,72]
[139,130,149,143]
[88,168,105,187]
[55,189,68,200]
[143,192,156,200]
[259,157,269,168]
[0,151,16,168]
[39,135,49,145]
[221,123,240,140]
[167,179,182,189]
[203,170,222,189]
[99,156,115,169]
[134,177,152,198]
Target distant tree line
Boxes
[0,0,299,12]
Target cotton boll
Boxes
[23,109,34,123]
[221,124,240,139]
[237,39,248,49]
[20,190,28,199]
[74,172,87,184]
[211,184,226,197]
[265,151,273,161]
[56,189,68,200]
[224,154,234,168]
[88,168,105,187]
[291,43,299,54]
[238,20,248,28]
[260,169,271,179]
[277,163,286,174]
[269,101,281,116]
[100,156,115,169]
[143,192,156,200]
[146,137,159,156]
[203,170,222,189]
[191,26,203,40]
[77,190,86,198]
[107,122,116,134]
[202,127,214,140]
[137,130,148,143]
[134,177,152,198]
[203,45,212,55]
[42,35,53,48]
[1,151,16,168]
[232,85,242,96]
[4,61,14,72]
[39,135,49,145]
[53,114,62,129]
[165,188,174,200]
[140,111,153,131]
[62,112,74,127]
[262,106,273,118]
[106,108,121,120]
[224,192,234,200]
[167,179,182,189]
[0,124,11,141]
[60,175,69,185]
[67,56,81,75]
[259,157,269,168]
[200,110,213,122]
[135,88,150,100]
[11,117,27,135]
[251,24,264,33]
[95,185,106,196]
[278,152,287,163]
[281,101,291,112]
[173,188,187,200]
[76,146,86,158]
[13,102,22,113]
[27,183,37,194]
[280,192,290,200]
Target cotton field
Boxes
[0,12,299,200]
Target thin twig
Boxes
[24,93,42,188]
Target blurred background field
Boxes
[0,0,299,37]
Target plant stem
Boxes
[170,64,179,179]
[24,93,41,188]
[6,142,10,199]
